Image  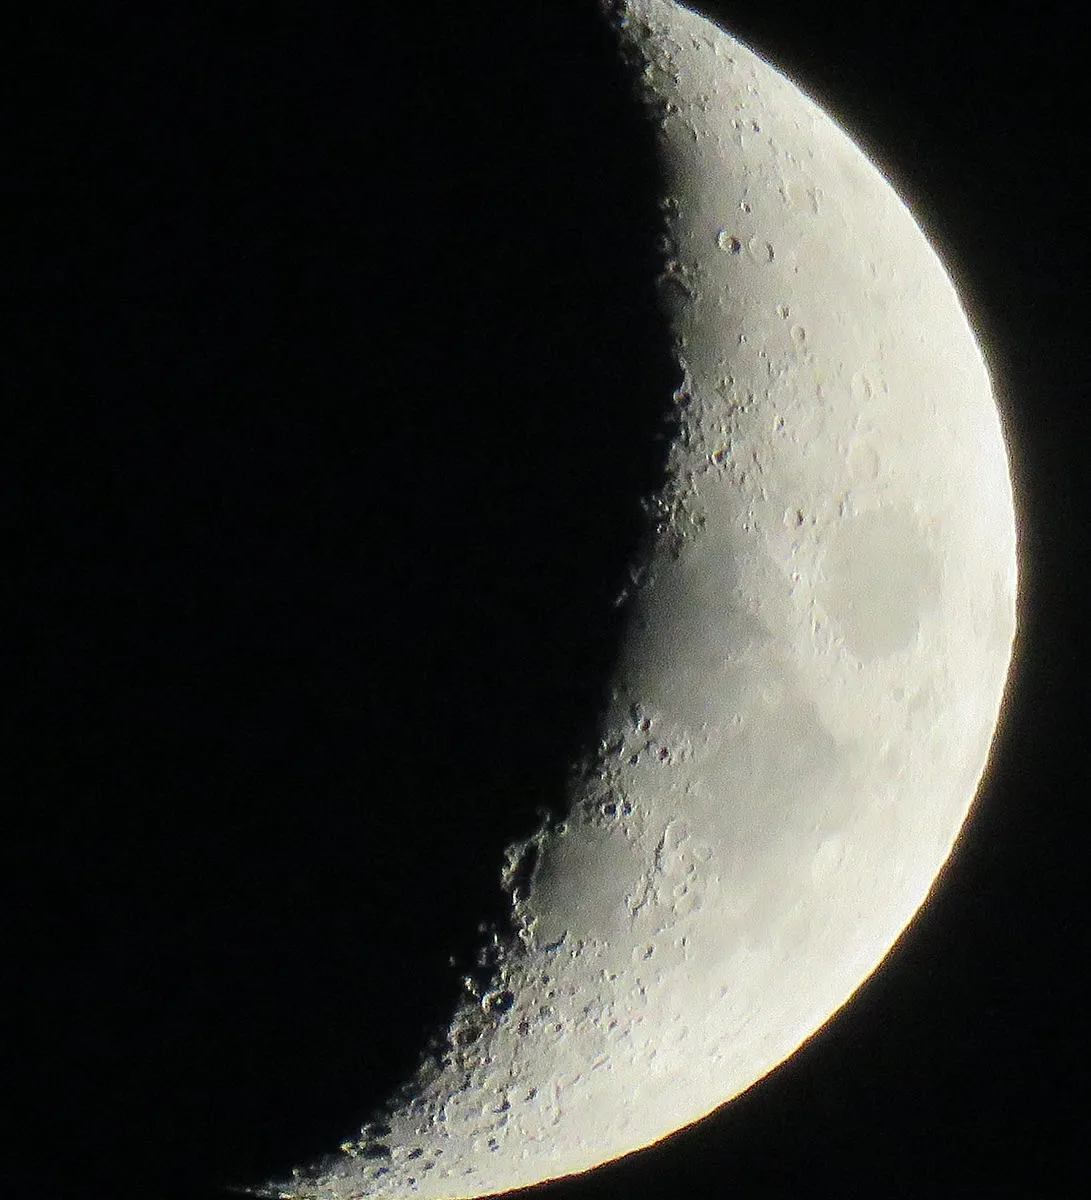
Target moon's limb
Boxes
[256,2,1017,1196]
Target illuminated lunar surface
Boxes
[255,2,1017,1196]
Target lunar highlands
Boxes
[255,2,1017,1197]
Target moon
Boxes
[254,1,1017,1196]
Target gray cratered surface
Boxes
[256,2,1017,1196]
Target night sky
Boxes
[9,3,1084,1197]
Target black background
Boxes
[8,2,1085,1197]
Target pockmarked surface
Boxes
[255,2,1017,1196]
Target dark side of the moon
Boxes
[8,3,1084,1199]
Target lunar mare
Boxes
[257,2,1017,1197]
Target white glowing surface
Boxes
[258,3,1017,1196]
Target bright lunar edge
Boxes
[252,2,1017,1197]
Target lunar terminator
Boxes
[254,3,1017,1196]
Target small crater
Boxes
[502,837,540,907]
[717,230,742,253]
[851,369,875,404]
[454,1025,482,1047]
[483,989,515,1015]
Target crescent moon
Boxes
[255,1,1017,1196]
